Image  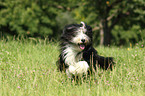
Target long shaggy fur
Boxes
[57,22,114,77]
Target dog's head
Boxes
[61,22,92,51]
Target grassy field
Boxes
[0,38,144,96]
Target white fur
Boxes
[62,44,82,66]
[67,61,89,77]
[62,45,89,77]
[71,61,89,75]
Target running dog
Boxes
[57,22,114,78]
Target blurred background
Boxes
[0,0,145,46]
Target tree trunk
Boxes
[104,29,111,46]
[100,20,104,46]
[103,19,111,46]
[100,19,111,46]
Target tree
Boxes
[0,0,144,46]
[71,0,145,46]
[0,0,60,38]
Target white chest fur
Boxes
[62,45,82,66]
[62,45,89,77]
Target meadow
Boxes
[0,38,144,96]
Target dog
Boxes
[57,22,114,78]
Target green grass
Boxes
[0,38,144,96]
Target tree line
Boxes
[0,0,145,46]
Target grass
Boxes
[0,38,144,96]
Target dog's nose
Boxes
[81,39,85,43]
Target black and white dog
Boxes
[57,22,114,78]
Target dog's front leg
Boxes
[66,61,89,77]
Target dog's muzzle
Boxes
[78,39,87,50]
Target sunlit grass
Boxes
[0,38,144,96]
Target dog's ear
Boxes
[80,21,86,28]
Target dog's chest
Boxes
[63,47,83,66]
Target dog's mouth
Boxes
[78,43,86,50]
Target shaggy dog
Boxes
[57,22,114,78]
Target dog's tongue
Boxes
[80,45,85,50]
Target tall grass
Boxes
[0,38,144,96]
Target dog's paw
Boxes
[75,61,89,75]
[67,61,89,77]
[68,65,76,75]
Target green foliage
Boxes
[0,0,59,37]
[0,0,145,46]
[112,25,145,45]
[56,12,76,30]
